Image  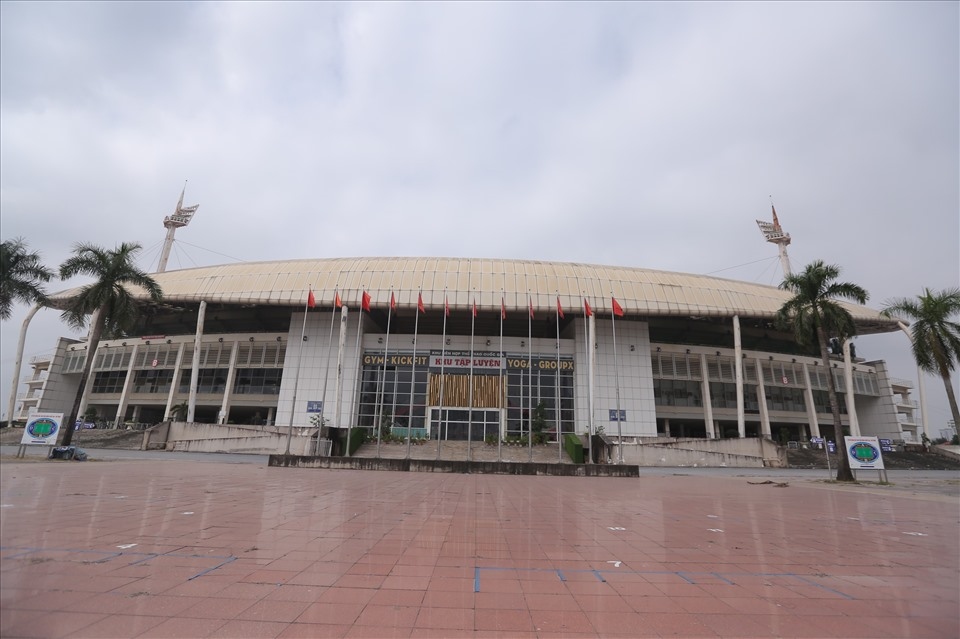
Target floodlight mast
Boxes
[756,204,792,277]
[156,183,199,273]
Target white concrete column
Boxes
[756,358,771,438]
[114,344,140,428]
[699,354,716,438]
[219,341,240,424]
[802,363,821,438]
[663,418,671,438]
[897,322,930,439]
[842,338,860,436]
[163,343,186,420]
[187,301,206,423]
[733,315,745,438]
[6,305,41,427]
[76,345,102,422]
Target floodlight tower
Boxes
[756,203,792,277]
[156,183,199,273]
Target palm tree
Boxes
[776,260,868,482]
[882,288,960,440]
[57,242,162,446]
[1,238,54,320]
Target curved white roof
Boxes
[51,257,898,333]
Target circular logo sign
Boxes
[849,441,880,464]
[27,417,59,438]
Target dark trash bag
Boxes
[49,447,88,461]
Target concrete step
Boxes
[352,439,574,464]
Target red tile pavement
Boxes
[1,458,958,638]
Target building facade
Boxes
[17,257,916,444]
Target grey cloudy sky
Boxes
[1,1,957,431]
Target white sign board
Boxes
[20,412,64,446]
[844,436,886,470]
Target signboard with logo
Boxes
[608,409,627,422]
[844,436,886,470]
[878,438,895,453]
[306,401,324,413]
[20,412,64,446]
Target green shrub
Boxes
[564,433,584,464]
[346,427,368,455]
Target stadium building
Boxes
[13,257,921,451]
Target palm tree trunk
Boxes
[818,325,854,481]
[938,367,960,441]
[57,309,105,447]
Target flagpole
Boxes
[285,290,312,455]
[467,295,476,461]
[556,294,562,463]
[583,297,592,464]
[375,290,393,458]
[406,292,421,459]
[334,305,348,452]
[612,295,623,464]
[498,292,504,464]
[316,287,339,455]
[436,290,449,460]
[528,292,533,463]
[347,289,367,457]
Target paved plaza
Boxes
[1,455,958,638]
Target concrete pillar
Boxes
[843,338,860,436]
[6,305,41,427]
[163,343,186,420]
[699,354,716,438]
[187,301,206,423]
[733,315,745,438]
[219,341,240,424]
[802,363,821,438]
[115,344,140,428]
[756,358,771,438]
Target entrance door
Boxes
[430,408,500,441]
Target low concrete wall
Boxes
[144,421,317,455]
[142,422,170,450]
[616,437,785,468]
[933,444,960,462]
[269,455,641,477]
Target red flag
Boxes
[307,289,316,309]
[445,296,450,317]
[529,297,534,319]
[390,292,396,310]
[361,291,371,312]
[584,298,592,317]
[472,299,477,317]
[612,296,624,317]
[335,292,342,308]
[556,296,564,319]
[501,297,506,320]
[418,292,425,314]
